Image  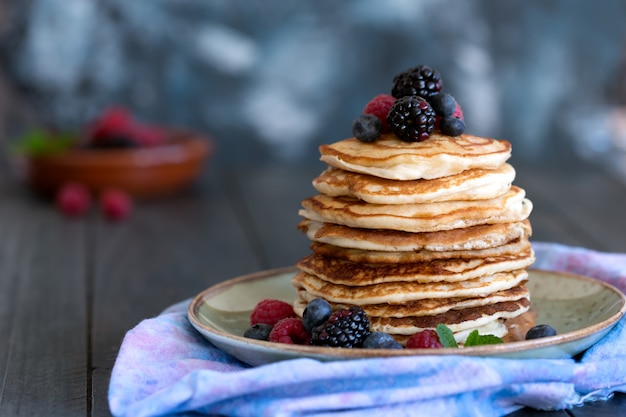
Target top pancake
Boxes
[313,164,515,204]
[319,133,511,180]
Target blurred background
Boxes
[2,0,626,177]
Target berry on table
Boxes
[406,329,444,349]
[352,114,382,143]
[99,188,133,221]
[56,182,92,217]
[387,96,436,142]
[362,332,403,349]
[391,64,443,100]
[302,298,333,332]
[311,306,370,348]
[243,323,273,341]
[268,318,311,345]
[363,94,396,132]
[525,324,557,340]
[250,299,296,326]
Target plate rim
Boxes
[187,267,626,359]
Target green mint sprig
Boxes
[10,129,76,156]
[436,324,503,348]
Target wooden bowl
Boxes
[24,130,213,199]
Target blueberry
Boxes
[244,323,273,341]
[352,114,382,143]
[439,116,465,137]
[362,332,403,349]
[302,298,333,332]
[430,92,456,116]
[525,324,557,340]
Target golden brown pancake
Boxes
[299,186,532,233]
[298,219,532,252]
[296,249,535,285]
[369,298,530,335]
[313,164,515,204]
[291,269,529,304]
[309,237,531,263]
[319,133,511,180]
[294,283,529,318]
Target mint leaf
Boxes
[436,323,458,348]
[11,129,76,156]
[464,330,504,347]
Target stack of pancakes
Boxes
[293,132,534,345]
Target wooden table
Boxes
[0,154,625,416]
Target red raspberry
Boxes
[130,124,167,147]
[100,188,133,221]
[269,318,311,345]
[250,299,296,326]
[56,183,92,217]
[363,94,396,132]
[406,329,443,349]
[87,107,136,146]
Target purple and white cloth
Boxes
[109,242,626,417]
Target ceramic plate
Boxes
[187,268,626,366]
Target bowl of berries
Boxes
[17,107,213,201]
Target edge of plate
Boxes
[187,268,626,360]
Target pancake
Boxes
[296,249,535,285]
[298,219,532,252]
[313,164,515,204]
[294,283,529,318]
[291,269,529,304]
[299,186,532,233]
[369,298,530,335]
[309,237,531,263]
[319,133,511,180]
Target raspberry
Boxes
[268,318,311,345]
[130,124,167,147]
[391,64,443,100]
[452,101,464,120]
[311,306,370,348]
[250,299,296,326]
[100,189,133,221]
[56,182,92,217]
[406,329,444,349]
[387,96,436,142]
[86,107,137,148]
[363,94,396,132]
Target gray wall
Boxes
[2,0,626,169]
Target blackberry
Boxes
[352,114,382,143]
[525,324,557,340]
[302,298,333,332]
[391,64,443,100]
[362,332,403,349]
[311,306,370,348]
[439,116,465,137]
[243,323,273,341]
[387,96,436,142]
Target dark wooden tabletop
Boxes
[0,153,625,416]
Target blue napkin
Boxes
[109,242,626,417]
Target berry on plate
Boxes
[250,299,296,326]
[311,306,370,348]
[362,332,403,349]
[302,298,333,332]
[268,318,311,345]
[525,324,557,340]
[406,329,444,349]
[243,323,273,341]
